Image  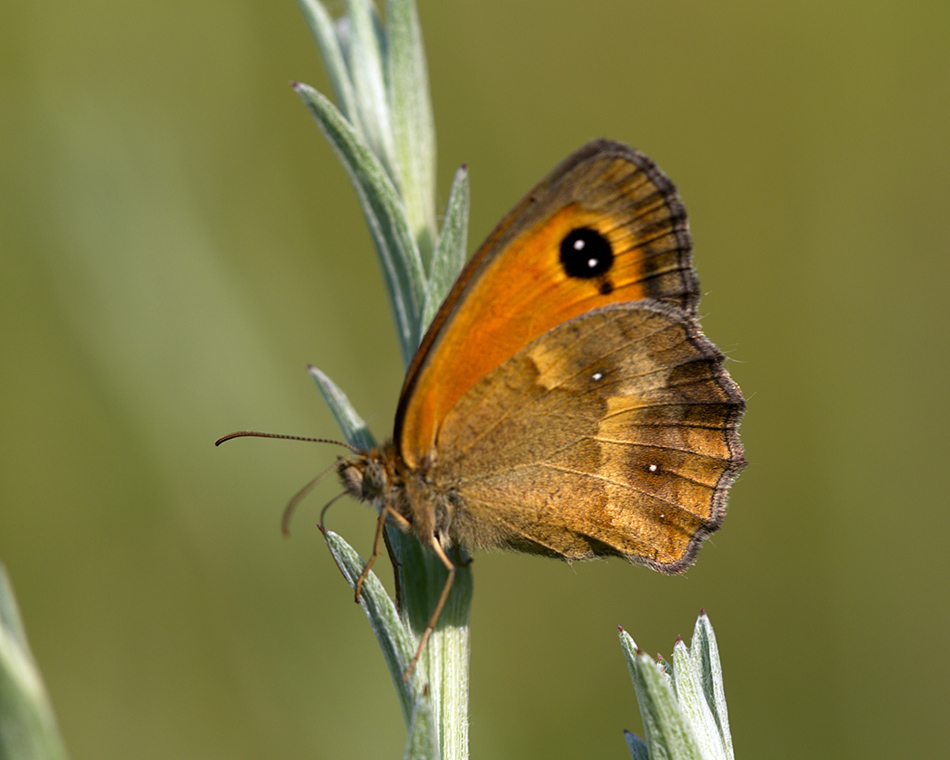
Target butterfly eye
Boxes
[362,461,387,499]
[559,227,614,279]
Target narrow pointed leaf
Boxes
[307,365,376,451]
[672,638,727,760]
[296,0,360,126]
[624,730,651,760]
[619,630,703,760]
[690,612,734,760]
[295,82,426,360]
[421,164,469,331]
[322,530,422,722]
[386,0,437,260]
[343,0,396,173]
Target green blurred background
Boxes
[2,1,948,757]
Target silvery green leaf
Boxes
[322,530,422,722]
[0,563,70,760]
[690,612,734,760]
[386,0,437,260]
[421,164,469,332]
[624,729,651,760]
[404,696,439,760]
[0,566,28,652]
[295,82,426,360]
[307,365,376,451]
[296,0,360,127]
[672,637,727,760]
[343,0,396,175]
[619,629,703,760]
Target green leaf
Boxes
[619,629,703,760]
[321,528,472,760]
[620,614,736,760]
[296,0,360,128]
[404,696,439,760]
[421,164,469,332]
[294,82,426,361]
[321,530,422,722]
[343,0,396,175]
[690,612,734,760]
[672,637,727,760]
[0,563,70,760]
[624,729,651,760]
[307,365,377,451]
[386,0,437,261]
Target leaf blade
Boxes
[307,365,377,451]
[294,82,426,360]
[386,0,437,261]
[422,164,469,332]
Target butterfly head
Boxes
[338,444,400,507]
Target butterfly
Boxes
[331,139,746,674]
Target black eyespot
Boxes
[559,227,614,279]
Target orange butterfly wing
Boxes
[395,140,700,468]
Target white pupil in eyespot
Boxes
[592,372,603,381]
[648,464,658,472]
[573,239,585,250]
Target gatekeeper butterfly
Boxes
[225,140,745,675]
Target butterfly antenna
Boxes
[215,430,361,453]
[281,461,343,536]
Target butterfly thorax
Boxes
[338,442,458,550]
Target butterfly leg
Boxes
[404,537,456,680]
[355,504,411,604]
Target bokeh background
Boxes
[3,1,948,758]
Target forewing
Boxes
[396,141,699,468]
